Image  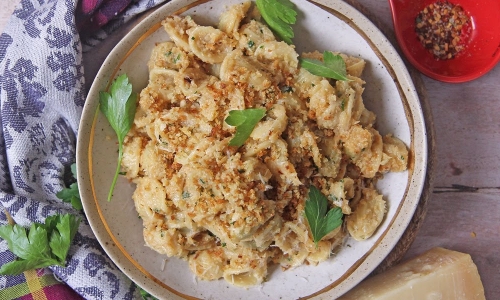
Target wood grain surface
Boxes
[1,0,498,299]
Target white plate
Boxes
[77,0,428,299]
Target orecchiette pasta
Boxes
[346,188,387,241]
[122,1,409,287]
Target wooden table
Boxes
[1,0,498,299]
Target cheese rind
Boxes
[339,247,485,300]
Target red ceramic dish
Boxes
[389,0,500,83]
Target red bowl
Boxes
[389,0,500,83]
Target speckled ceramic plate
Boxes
[76,0,428,299]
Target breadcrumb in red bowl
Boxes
[389,0,500,83]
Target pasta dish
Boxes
[121,1,408,287]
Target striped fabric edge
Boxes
[0,269,60,300]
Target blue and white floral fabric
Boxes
[0,0,167,298]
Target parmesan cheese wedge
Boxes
[339,247,485,300]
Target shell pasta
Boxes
[121,1,408,287]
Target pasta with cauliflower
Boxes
[121,1,409,287]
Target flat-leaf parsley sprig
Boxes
[0,213,81,275]
[99,74,137,201]
[56,163,82,210]
[256,0,297,44]
[304,185,343,245]
[225,108,266,147]
[300,51,350,81]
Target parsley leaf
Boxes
[46,214,81,262]
[99,74,137,201]
[256,0,297,44]
[225,108,266,147]
[138,285,159,300]
[304,185,343,245]
[0,213,81,275]
[299,51,350,81]
[56,163,82,210]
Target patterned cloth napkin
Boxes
[0,0,167,299]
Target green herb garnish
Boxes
[0,214,81,275]
[256,0,297,44]
[138,285,159,300]
[299,51,350,81]
[225,108,266,147]
[304,185,343,245]
[99,74,137,201]
[56,163,82,210]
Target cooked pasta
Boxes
[121,1,409,287]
